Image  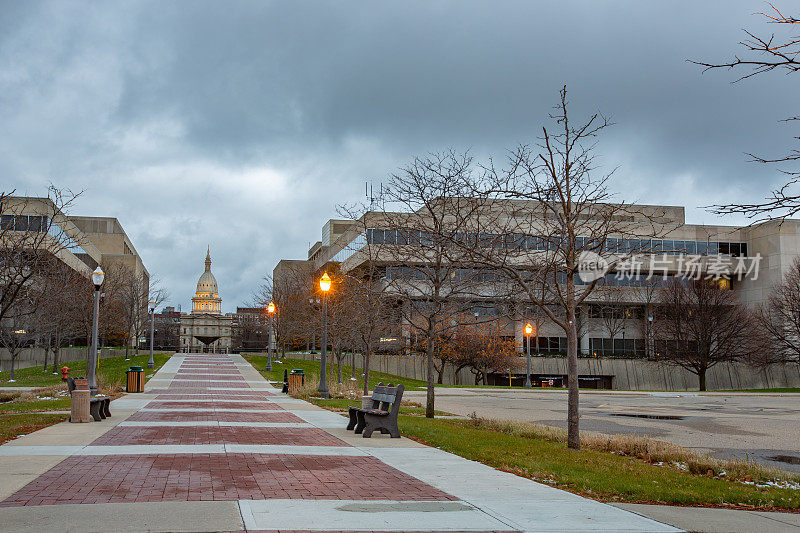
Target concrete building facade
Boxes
[273,202,800,386]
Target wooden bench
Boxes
[67,378,111,421]
[346,382,404,438]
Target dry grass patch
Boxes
[466,414,799,486]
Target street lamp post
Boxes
[148,300,156,369]
[266,301,276,371]
[524,323,533,388]
[318,272,331,399]
[88,267,104,395]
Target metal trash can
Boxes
[287,369,305,394]
[126,366,145,393]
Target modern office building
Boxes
[1,195,150,287]
[274,201,800,363]
[179,248,232,353]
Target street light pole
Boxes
[266,302,275,371]
[524,323,533,388]
[318,273,331,399]
[88,267,104,396]
[148,301,156,369]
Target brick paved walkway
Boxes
[0,354,678,532]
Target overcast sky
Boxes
[1,1,796,312]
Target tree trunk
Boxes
[43,335,50,370]
[363,341,372,395]
[436,363,444,385]
[9,352,16,380]
[337,351,343,384]
[566,307,580,450]
[425,322,436,418]
[351,351,356,379]
[698,367,707,391]
[52,346,60,374]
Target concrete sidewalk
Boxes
[0,353,724,531]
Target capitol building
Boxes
[179,248,232,353]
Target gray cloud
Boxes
[1,0,796,310]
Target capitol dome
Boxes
[191,247,222,314]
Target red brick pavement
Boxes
[153,394,276,400]
[90,426,345,446]
[169,380,249,388]
[146,401,282,410]
[0,454,455,506]
[128,411,305,423]
[0,354,461,509]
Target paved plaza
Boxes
[0,353,680,532]
[406,387,800,472]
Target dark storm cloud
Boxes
[1,1,795,309]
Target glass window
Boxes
[741,243,748,257]
[696,241,707,255]
[684,240,697,254]
[729,243,740,257]
[708,242,719,254]
[371,229,385,244]
[719,242,730,255]
[14,215,28,231]
[0,215,13,230]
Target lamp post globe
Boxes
[148,300,156,369]
[266,301,276,371]
[524,323,533,388]
[318,273,331,399]
[88,267,104,395]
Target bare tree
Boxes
[693,5,800,219]
[755,256,800,369]
[1,187,83,324]
[453,87,673,449]
[377,151,501,418]
[0,290,37,380]
[593,286,629,349]
[336,203,400,395]
[655,278,761,391]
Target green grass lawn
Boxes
[397,416,800,510]
[0,397,72,413]
[0,352,171,388]
[242,354,429,391]
[0,413,70,445]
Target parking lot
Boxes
[407,388,800,472]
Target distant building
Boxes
[232,307,269,352]
[1,195,149,282]
[274,203,800,362]
[152,306,181,351]
[179,249,232,353]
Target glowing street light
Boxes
[318,273,331,398]
[524,322,534,388]
[266,301,276,371]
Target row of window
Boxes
[589,337,646,356]
[364,228,749,257]
[1,215,49,232]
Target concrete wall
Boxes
[282,352,800,391]
[0,347,139,372]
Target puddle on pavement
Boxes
[768,454,800,465]
[609,413,685,420]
